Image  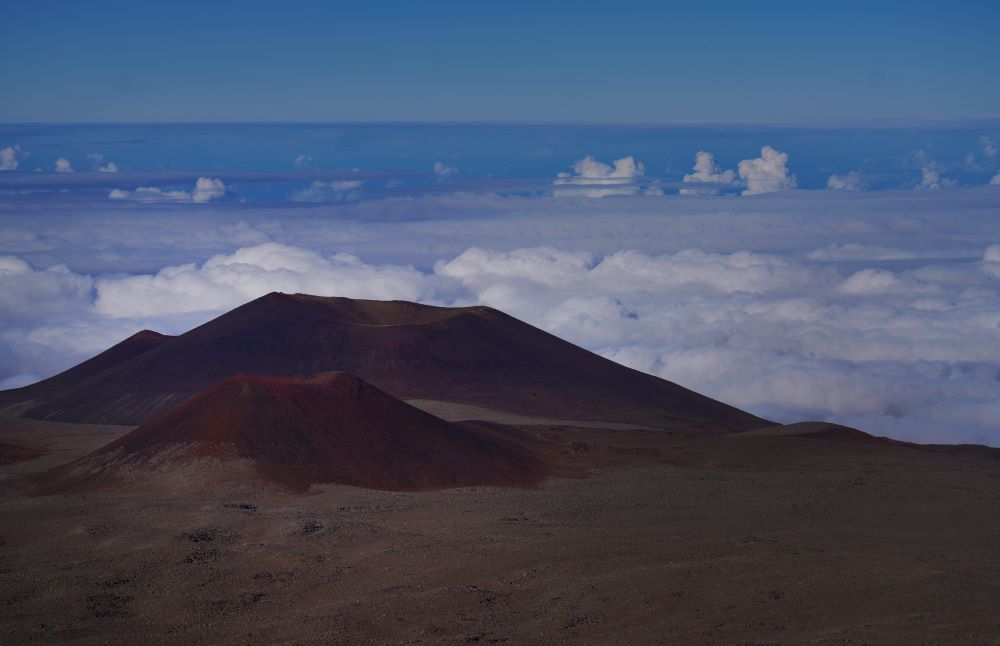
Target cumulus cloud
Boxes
[293,154,312,168]
[54,157,74,173]
[917,165,956,190]
[680,151,738,195]
[87,153,119,173]
[108,177,227,203]
[94,242,433,317]
[553,155,645,198]
[1,145,25,171]
[0,256,94,322]
[291,179,363,203]
[192,177,226,202]
[826,170,864,191]
[738,146,797,196]
[110,187,192,202]
[980,136,998,159]
[990,171,1000,185]
[433,161,458,177]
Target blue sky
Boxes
[2,0,998,123]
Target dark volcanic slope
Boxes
[43,372,547,491]
[1,293,768,432]
[736,421,893,446]
[0,329,172,415]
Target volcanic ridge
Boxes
[0,292,768,433]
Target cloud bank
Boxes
[109,177,227,202]
[554,155,646,197]
[291,179,363,203]
[4,231,1000,446]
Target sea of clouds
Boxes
[2,158,1000,445]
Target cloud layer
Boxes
[4,229,1000,446]
[109,177,227,202]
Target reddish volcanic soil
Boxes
[40,372,548,492]
[3,415,1000,645]
[0,293,768,432]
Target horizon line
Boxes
[3,117,1000,130]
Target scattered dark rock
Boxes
[207,592,266,614]
[180,528,237,544]
[184,548,222,564]
[87,592,134,619]
[300,521,324,535]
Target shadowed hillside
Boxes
[0,293,769,432]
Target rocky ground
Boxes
[2,418,1000,644]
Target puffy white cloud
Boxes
[109,186,191,202]
[990,171,1000,185]
[0,256,93,322]
[293,154,312,168]
[1,145,25,171]
[192,177,226,202]
[87,153,119,173]
[433,161,458,177]
[436,247,593,289]
[291,179,363,203]
[108,177,226,203]
[680,151,738,194]
[827,170,864,191]
[94,242,433,317]
[980,136,998,159]
[553,155,645,197]
[738,146,797,195]
[54,157,74,173]
[917,165,956,190]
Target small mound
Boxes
[733,421,891,446]
[40,372,548,492]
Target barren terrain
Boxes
[3,414,1000,645]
